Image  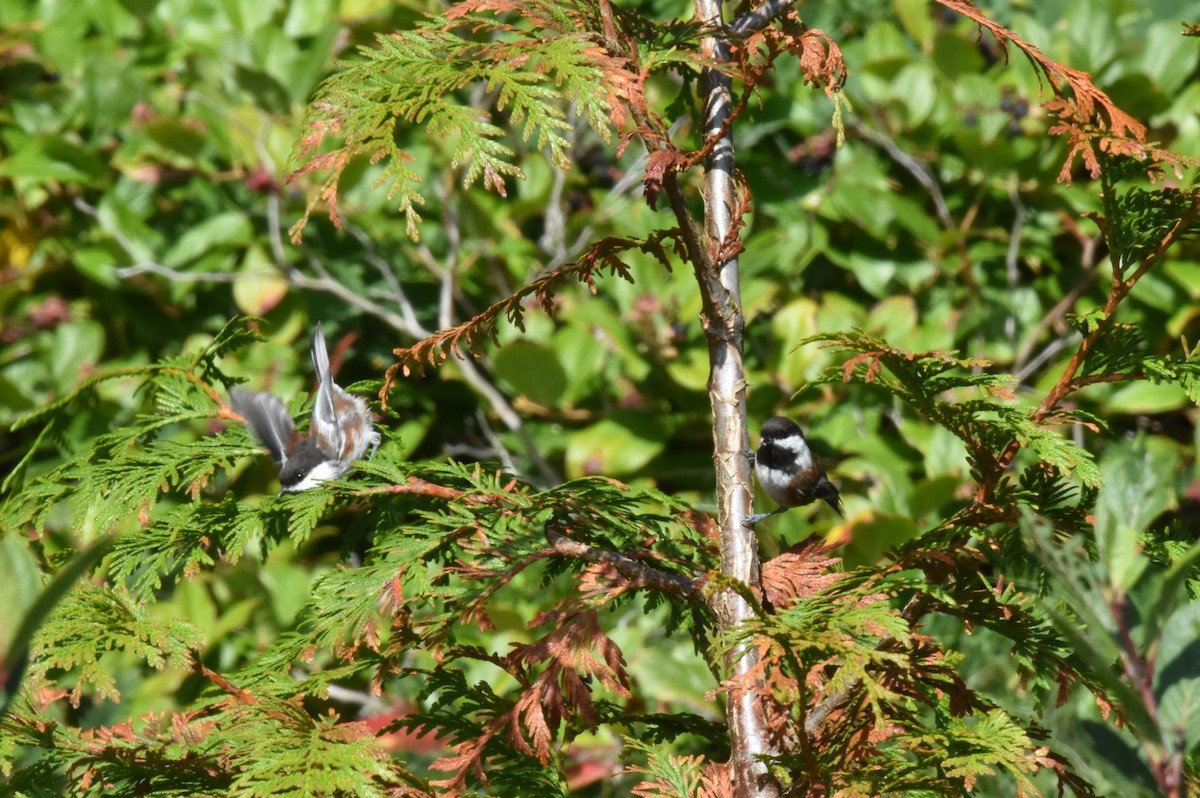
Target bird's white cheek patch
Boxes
[285,461,346,493]
[775,435,815,470]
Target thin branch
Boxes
[435,184,461,332]
[474,408,521,478]
[538,104,593,268]
[365,475,517,505]
[1004,181,1027,347]
[75,199,231,283]
[346,224,428,336]
[112,261,242,283]
[854,122,953,230]
[1112,594,1183,798]
[1012,225,1101,375]
[544,526,704,600]
[729,0,795,35]
[323,682,390,716]
[1066,370,1146,391]
[291,263,410,331]
[413,180,559,485]
[1014,333,1080,384]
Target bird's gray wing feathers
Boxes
[308,322,344,457]
[230,387,295,467]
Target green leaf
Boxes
[283,0,335,37]
[494,340,568,407]
[233,244,289,316]
[894,0,936,48]
[566,413,672,478]
[0,536,42,652]
[931,29,986,78]
[1140,20,1200,95]
[47,319,106,394]
[891,62,938,126]
[1,537,112,717]
[1106,382,1190,414]
[1095,437,1175,592]
[1154,600,1200,753]
[0,137,107,184]
[144,117,209,159]
[162,211,255,268]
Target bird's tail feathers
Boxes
[308,323,342,452]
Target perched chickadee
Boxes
[230,323,381,493]
[747,416,844,524]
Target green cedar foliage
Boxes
[2,317,722,793]
[289,0,695,241]
[2,0,1200,797]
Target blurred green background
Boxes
[1,0,1198,793]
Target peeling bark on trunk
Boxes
[695,2,780,795]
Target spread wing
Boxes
[230,387,296,468]
[308,322,344,458]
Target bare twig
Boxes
[538,104,590,268]
[729,0,795,35]
[854,122,953,230]
[1012,225,1101,376]
[434,184,461,332]
[74,199,225,282]
[1004,181,1027,346]
[474,408,520,477]
[113,261,241,282]
[324,682,390,716]
[1014,333,1080,384]
[346,225,427,334]
[545,526,704,600]
[288,262,407,330]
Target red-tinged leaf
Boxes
[643,149,690,208]
[509,685,556,762]
[761,540,843,609]
[417,610,640,788]
[789,25,848,93]
[430,733,495,796]
[574,562,636,605]
[843,351,882,382]
[483,163,508,197]
[698,761,734,798]
[709,640,800,745]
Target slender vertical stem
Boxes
[694,2,779,795]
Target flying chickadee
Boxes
[230,323,380,493]
[747,416,844,524]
